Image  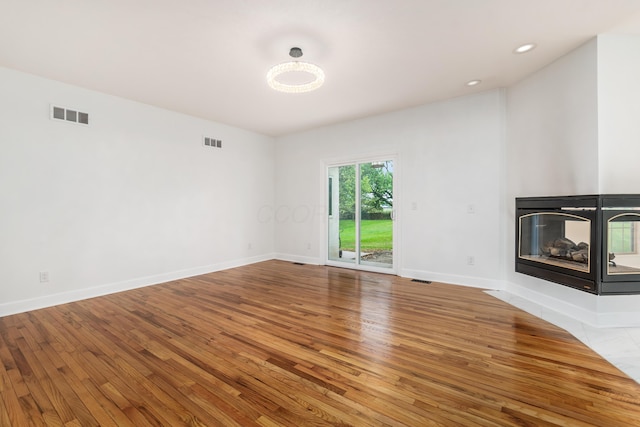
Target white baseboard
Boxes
[274,253,322,265]
[595,311,640,328]
[0,253,276,318]
[400,268,506,291]
[506,282,640,328]
[500,283,597,326]
[271,260,508,290]
[16,256,637,328]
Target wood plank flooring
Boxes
[2,260,640,426]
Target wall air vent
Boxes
[203,136,222,148]
[51,105,89,125]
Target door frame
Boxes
[323,154,399,275]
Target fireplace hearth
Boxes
[516,195,640,295]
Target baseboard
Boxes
[0,253,276,318]
[595,310,640,328]
[400,268,506,290]
[506,282,640,328]
[274,253,323,265]
[505,282,596,325]
[269,261,507,290]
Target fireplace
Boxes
[516,195,640,295]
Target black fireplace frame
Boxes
[515,194,640,295]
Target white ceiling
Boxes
[2,0,640,137]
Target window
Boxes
[609,221,636,254]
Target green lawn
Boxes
[339,219,392,251]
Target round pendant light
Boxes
[267,47,325,94]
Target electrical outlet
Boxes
[248,243,252,250]
[467,256,475,266]
[39,271,49,283]
[467,204,475,214]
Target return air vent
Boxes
[51,105,89,125]
[203,136,222,148]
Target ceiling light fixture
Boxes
[466,79,481,87]
[514,43,536,54]
[267,47,325,93]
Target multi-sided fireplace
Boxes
[516,195,640,295]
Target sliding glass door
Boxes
[327,160,395,272]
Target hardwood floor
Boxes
[2,260,640,426]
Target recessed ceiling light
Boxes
[514,43,536,54]
[466,79,481,87]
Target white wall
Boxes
[506,39,600,319]
[0,67,275,316]
[275,90,506,289]
[5,34,638,325]
[507,38,600,198]
[506,36,640,326]
[595,34,640,321]
[597,34,640,193]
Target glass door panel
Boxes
[359,161,393,268]
[607,213,640,276]
[518,212,591,273]
[328,165,356,264]
[327,160,394,271]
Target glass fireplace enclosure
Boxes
[516,195,640,295]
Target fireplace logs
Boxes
[541,237,589,264]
